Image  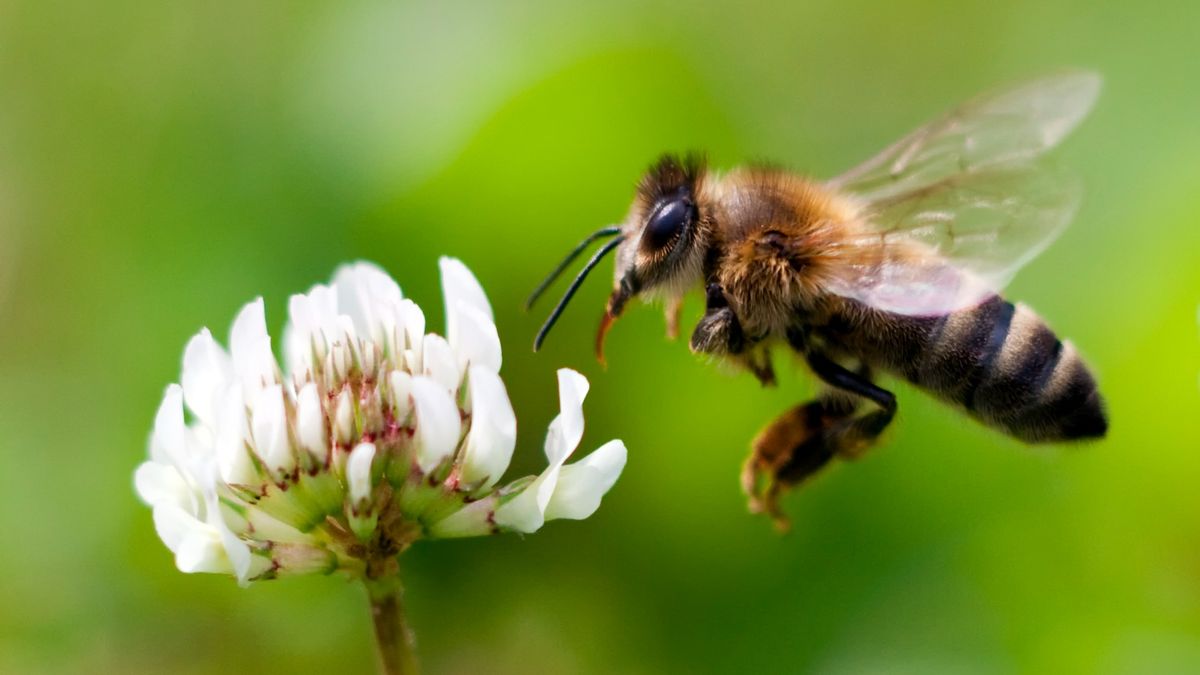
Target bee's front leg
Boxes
[691,283,776,386]
[689,282,746,355]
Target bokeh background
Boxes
[2,1,1199,673]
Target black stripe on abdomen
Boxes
[954,302,1105,442]
[911,300,1106,443]
[963,300,1015,411]
[909,296,1010,404]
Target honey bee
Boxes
[528,71,1108,526]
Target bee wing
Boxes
[823,70,1099,316]
[828,70,1100,202]
[824,165,1082,315]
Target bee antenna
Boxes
[533,235,625,352]
[525,226,623,311]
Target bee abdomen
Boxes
[911,299,1107,443]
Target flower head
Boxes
[135,259,626,584]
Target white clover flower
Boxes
[134,259,626,586]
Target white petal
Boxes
[347,442,377,504]
[208,499,253,583]
[460,365,516,488]
[397,299,425,365]
[410,376,462,473]
[494,470,560,533]
[379,314,402,365]
[333,262,403,342]
[174,534,234,574]
[229,298,277,395]
[282,324,315,383]
[427,498,496,539]
[150,384,187,465]
[439,254,499,374]
[181,329,233,427]
[388,370,414,423]
[287,291,318,344]
[333,389,355,446]
[251,384,292,474]
[295,382,327,462]
[284,285,338,374]
[361,341,380,378]
[192,466,255,583]
[215,385,258,486]
[332,264,375,328]
[495,369,593,531]
[422,333,460,393]
[153,504,233,574]
[282,318,309,379]
[544,440,627,521]
[152,503,195,553]
[440,256,493,324]
[493,488,543,533]
[449,300,502,373]
[134,461,191,508]
[308,285,340,341]
[329,334,355,383]
[545,369,589,464]
[183,425,215,463]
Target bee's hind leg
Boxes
[742,399,842,530]
[805,351,897,458]
[742,352,896,529]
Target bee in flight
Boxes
[527,71,1108,526]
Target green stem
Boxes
[365,574,419,675]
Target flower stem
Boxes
[365,573,419,675]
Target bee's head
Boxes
[608,154,708,317]
[529,153,710,362]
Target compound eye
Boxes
[644,196,694,251]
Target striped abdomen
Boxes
[825,296,1107,443]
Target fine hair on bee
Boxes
[528,70,1109,527]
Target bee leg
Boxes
[689,283,746,356]
[805,351,897,459]
[813,367,875,461]
[746,348,777,387]
[664,295,684,340]
[742,355,896,528]
[743,396,852,531]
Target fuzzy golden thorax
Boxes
[606,156,886,347]
[701,167,868,340]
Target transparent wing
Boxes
[828,70,1100,202]
[824,165,1081,315]
[823,70,1099,316]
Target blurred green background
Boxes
[2,1,1199,673]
